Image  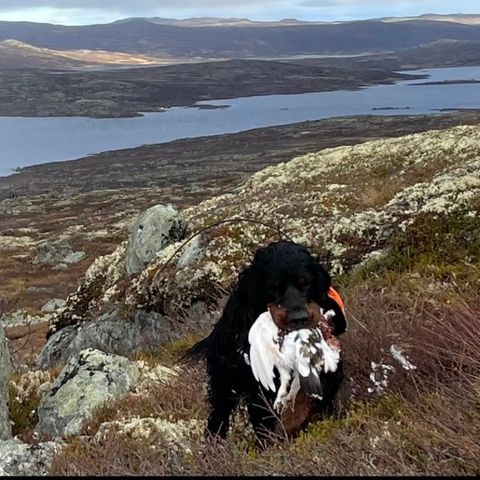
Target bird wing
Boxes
[248,311,280,392]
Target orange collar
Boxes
[328,286,345,314]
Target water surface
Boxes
[1,66,479,177]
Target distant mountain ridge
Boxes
[0,14,479,58]
[381,13,480,25]
[112,17,330,27]
[114,14,480,27]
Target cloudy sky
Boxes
[0,0,478,25]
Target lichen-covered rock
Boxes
[36,349,139,437]
[0,325,11,440]
[37,326,79,369]
[33,239,85,265]
[0,439,62,476]
[38,309,174,369]
[125,204,187,275]
[50,242,127,335]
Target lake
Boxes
[1,65,480,177]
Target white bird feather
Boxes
[248,309,341,412]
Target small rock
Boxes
[41,299,66,314]
[33,239,85,266]
[125,204,187,275]
[0,438,62,476]
[36,349,139,437]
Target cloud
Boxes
[0,0,477,24]
[299,0,479,10]
[0,0,263,11]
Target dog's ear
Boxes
[311,262,331,305]
[234,265,258,308]
[312,262,347,336]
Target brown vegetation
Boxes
[50,208,480,474]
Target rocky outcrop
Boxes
[125,204,187,275]
[38,309,174,368]
[36,349,139,437]
[0,325,11,440]
[0,439,62,476]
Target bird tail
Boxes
[300,372,323,400]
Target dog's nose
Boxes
[287,307,309,327]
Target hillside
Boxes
[50,125,480,474]
[51,125,480,329]
[0,39,168,70]
[1,125,480,475]
[1,18,480,58]
[2,112,479,328]
[382,13,480,25]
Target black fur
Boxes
[183,240,346,442]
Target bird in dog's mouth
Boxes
[247,299,343,414]
[267,286,346,332]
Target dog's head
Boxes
[243,240,339,332]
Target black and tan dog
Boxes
[183,240,347,443]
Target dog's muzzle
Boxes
[268,302,320,331]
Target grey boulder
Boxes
[125,204,187,275]
[38,309,173,369]
[36,348,139,437]
[41,299,66,314]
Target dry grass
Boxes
[50,273,480,475]
[44,209,480,475]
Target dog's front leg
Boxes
[206,369,240,439]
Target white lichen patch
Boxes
[0,236,36,250]
[96,417,202,449]
[134,361,179,393]
[0,310,51,329]
[368,361,394,395]
[84,241,127,286]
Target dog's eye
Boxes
[297,277,305,286]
